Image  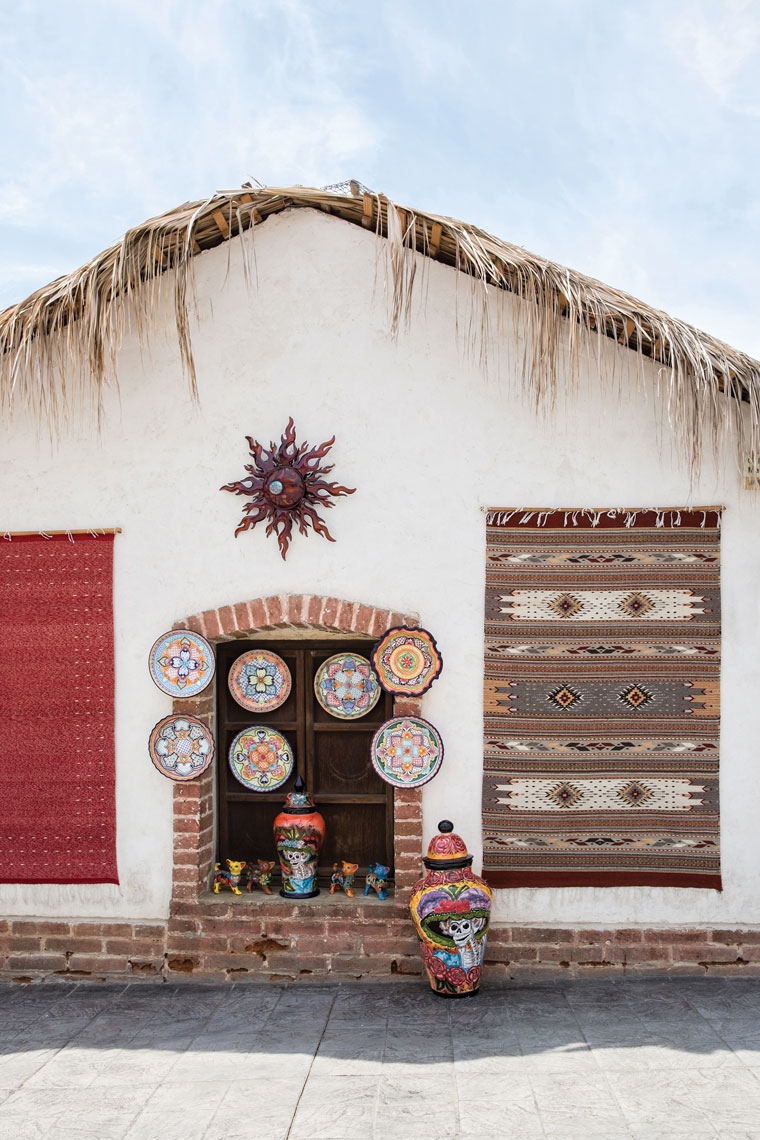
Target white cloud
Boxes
[1,0,759,360]
[0,0,380,256]
[666,0,760,114]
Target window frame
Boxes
[215,636,395,881]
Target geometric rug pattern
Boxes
[483,507,722,889]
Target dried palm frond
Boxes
[1,184,758,477]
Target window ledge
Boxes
[199,888,397,909]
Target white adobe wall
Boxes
[1,206,758,927]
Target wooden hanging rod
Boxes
[2,528,122,537]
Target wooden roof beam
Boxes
[212,209,230,239]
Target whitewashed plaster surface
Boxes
[1,207,758,926]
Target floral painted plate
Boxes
[229,726,294,792]
[149,630,215,698]
[149,715,215,781]
[313,652,381,720]
[371,626,442,696]
[228,650,292,713]
[371,716,444,788]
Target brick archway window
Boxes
[170,595,424,910]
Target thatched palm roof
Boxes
[1,181,757,474]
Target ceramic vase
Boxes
[273,776,326,899]
[409,820,493,998]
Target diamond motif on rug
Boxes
[548,781,584,808]
[548,684,583,710]
[549,593,584,618]
[618,592,655,617]
[617,780,654,806]
[618,683,654,710]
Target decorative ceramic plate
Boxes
[228,650,292,713]
[370,716,444,788]
[149,715,215,781]
[313,652,381,720]
[371,626,443,695]
[149,630,215,698]
[228,726,294,791]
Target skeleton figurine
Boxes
[439,915,487,970]
[284,848,311,882]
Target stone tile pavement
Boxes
[1,977,760,1138]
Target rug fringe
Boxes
[485,507,724,528]
[0,883,123,909]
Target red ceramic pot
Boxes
[409,820,493,998]
[273,776,325,899]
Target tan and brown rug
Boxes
[482,507,722,889]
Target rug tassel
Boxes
[486,507,724,528]
[0,883,123,908]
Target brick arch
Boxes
[180,594,419,643]
[169,593,425,972]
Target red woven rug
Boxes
[483,508,721,890]
[0,533,118,883]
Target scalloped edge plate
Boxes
[149,714,215,782]
[371,626,443,695]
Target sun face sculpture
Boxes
[220,418,356,559]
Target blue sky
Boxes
[2,0,759,355]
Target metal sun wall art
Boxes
[220,417,356,559]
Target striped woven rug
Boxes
[482,508,721,890]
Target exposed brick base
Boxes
[3,921,760,983]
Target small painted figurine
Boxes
[330,861,359,897]
[364,862,391,900]
[213,859,247,895]
[245,859,276,895]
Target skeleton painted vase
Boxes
[410,820,493,998]
[273,776,325,899]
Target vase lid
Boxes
[423,820,473,869]
[282,774,316,814]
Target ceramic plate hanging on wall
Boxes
[149,630,215,698]
[371,626,443,696]
[228,726,294,792]
[149,715,215,781]
[370,716,444,788]
[313,652,381,720]
[228,650,292,713]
